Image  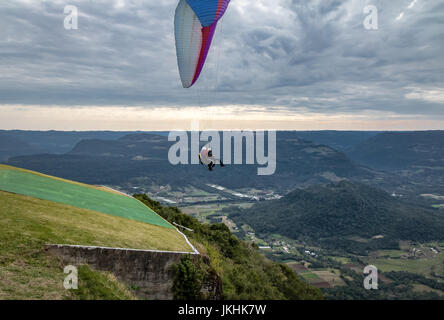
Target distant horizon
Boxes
[0,128,444,133]
[1,104,443,132]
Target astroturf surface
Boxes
[0,167,173,229]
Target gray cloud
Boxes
[0,0,443,119]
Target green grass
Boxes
[0,191,193,299]
[0,191,192,252]
[300,273,321,281]
[0,165,172,229]
[72,265,136,300]
[373,250,405,258]
[326,256,351,264]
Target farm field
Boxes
[366,255,444,277]
[287,262,345,289]
[180,202,253,223]
[275,237,444,298]
[363,242,444,279]
[312,270,346,287]
[326,256,352,264]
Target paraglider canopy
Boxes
[174,0,231,88]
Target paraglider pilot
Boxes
[199,144,225,171]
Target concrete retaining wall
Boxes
[46,244,190,300]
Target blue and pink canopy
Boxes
[174,0,231,88]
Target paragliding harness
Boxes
[199,148,225,171]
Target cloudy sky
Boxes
[0,0,443,130]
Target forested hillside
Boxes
[227,181,444,254]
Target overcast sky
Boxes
[0,0,443,130]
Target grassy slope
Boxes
[0,191,192,299]
[0,165,172,229]
[0,164,108,192]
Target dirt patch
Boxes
[379,273,393,284]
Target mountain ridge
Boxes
[228,180,444,254]
[6,132,382,192]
